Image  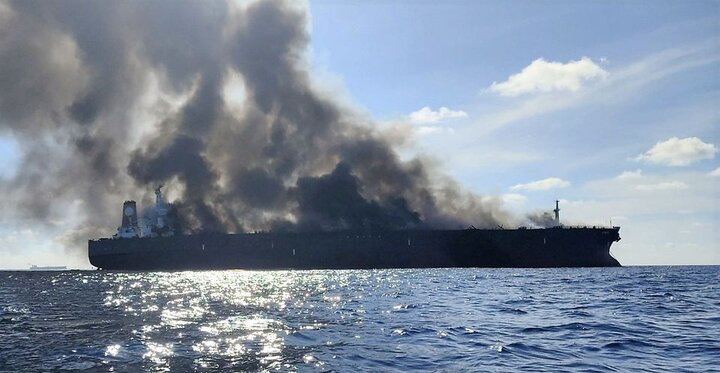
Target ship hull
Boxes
[88,227,621,270]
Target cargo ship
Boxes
[88,187,621,270]
[29,265,67,271]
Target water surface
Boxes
[1,266,718,371]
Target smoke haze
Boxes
[0,0,527,259]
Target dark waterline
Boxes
[1,267,718,372]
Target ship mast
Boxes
[154,184,168,229]
[554,200,560,226]
[155,184,164,205]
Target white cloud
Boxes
[490,57,608,96]
[408,106,468,124]
[634,181,689,191]
[501,193,527,204]
[635,137,717,166]
[511,177,570,191]
[415,126,455,136]
[616,169,643,180]
[708,167,720,177]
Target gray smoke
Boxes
[525,211,559,228]
[0,0,517,258]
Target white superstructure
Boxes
[114,185,174,239]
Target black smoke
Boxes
[0,0,517,260]
[292,162,422,231]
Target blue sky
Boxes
[0,0,718,267]
[308,1,716,114]
[306,0,719,265]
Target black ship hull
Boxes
[88,227,621,270]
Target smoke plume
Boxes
[0,0,518,258]
[525,212,559,228]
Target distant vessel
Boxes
[88,187,621,270]
[29,265,67,271]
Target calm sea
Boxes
[1,267,718,372]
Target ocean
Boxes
[1,267,718,372]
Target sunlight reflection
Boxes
[104,344,120,357]
[101,269,369,370]
[143,342,174,363]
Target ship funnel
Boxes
[114,200,140,239]
[553,200,560,226]
[122,200,139,229]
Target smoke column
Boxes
[0,0,519,259]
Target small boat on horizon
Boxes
[28,265,67,271]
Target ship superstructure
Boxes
[113,185,174,239]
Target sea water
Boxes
[1,266,718,372]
